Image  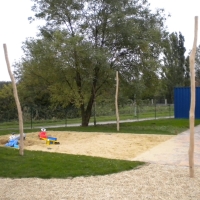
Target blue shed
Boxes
[174,87,200,119]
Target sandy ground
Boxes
[0,131,173,160]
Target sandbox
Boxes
[0,131,173,160]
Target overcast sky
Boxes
[0,0,199,81]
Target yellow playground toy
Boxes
[38,128,60,145]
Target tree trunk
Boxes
[81,106,92,127]
[189,16,198,178]
[81,93,94,127]
[3,44,24,156]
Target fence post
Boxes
[134,103,137,117]
[169,104,171,118]
[155,101,157,119]
[30,106,33,129]
[93,100,96,126]
[65,109,67,127]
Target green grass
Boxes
[45,118,200,135]
[1,118,200,136]
[0,147,144,178]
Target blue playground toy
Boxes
[5,139,18,147]
[5,133,26,149]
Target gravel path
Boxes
[1,164,200,200]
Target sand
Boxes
[0,131,173,160]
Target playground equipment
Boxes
[5,139,18,148]
[38,128,60,145]
[46,137,60,145]
[38,128,47,139]
[5,133,26,148]
[9,133,26,141]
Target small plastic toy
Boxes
[38,128,47,139]
[9,133,26,141]
[38,128,60,145]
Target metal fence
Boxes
[0,100,174,130]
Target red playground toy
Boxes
[38,128,47,139]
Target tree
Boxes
[17,0,167,126]
[14,60,51,109]
[0,81,11,89]
[184,55,190,86]
[16,32,114,125]
[0,84,17,122]
[161,32,189,103]
[195,44,200,85]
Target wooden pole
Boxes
[189,16,198,178]
[115,71,119,131]
[3,44,24,156]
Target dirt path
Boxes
[0,131,173,160]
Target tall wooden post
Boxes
[189,16,198,178]
[3,44,24,156]
[115,71,119,131]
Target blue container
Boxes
[174,87,200,119]
[47,137,57,141]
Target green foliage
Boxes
[14,60,51,108]
[0,84,17,121]
[0,81,11,89]
[0,147,144,178]
[15,0,168,126]
[195,45,200,85]
[184,55,190,86]
[161,32,189,103]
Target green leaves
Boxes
[161,32,188,103]
[195,45,200,85]
[19,0,168,125]
[0,83,17,121]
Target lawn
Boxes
[49,118,200,135]
[0,118,199,136]
[0,147,144,179]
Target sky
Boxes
[0,0,199,81]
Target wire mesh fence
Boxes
[93,100,174,121]
[0,100,174,130]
